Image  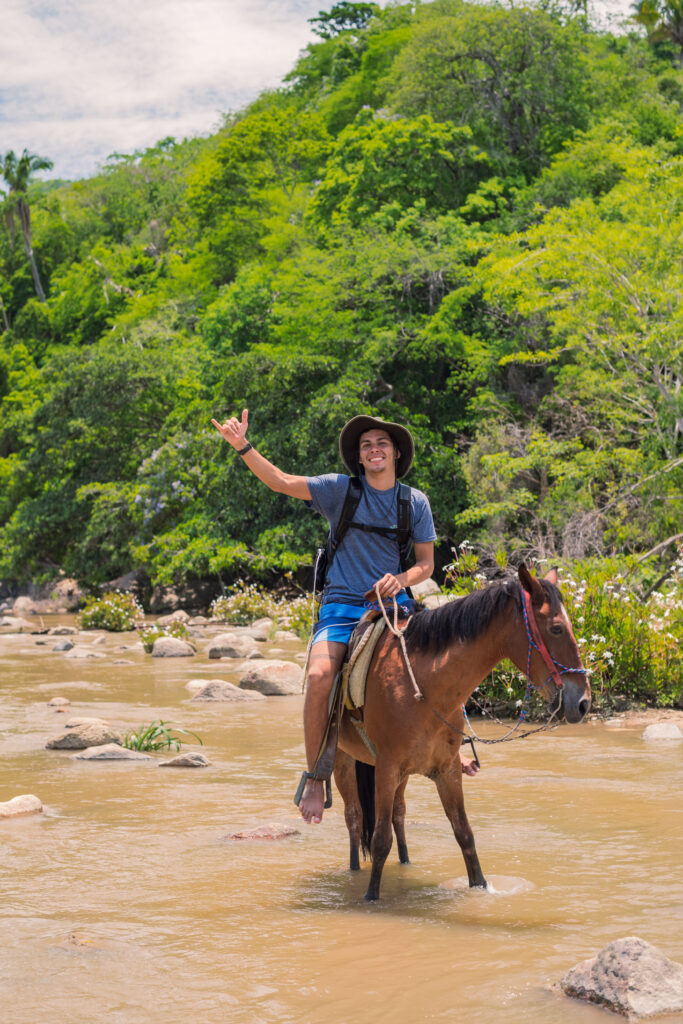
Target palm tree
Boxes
[632,0,683,60]
[1,149,53,302]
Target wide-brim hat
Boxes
[339,415,414,478]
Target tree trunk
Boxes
[18,198,46,302]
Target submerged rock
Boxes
[159,752,211,767]
[560,937,683,1019]
[642,723,682,741]
[63,645,106,660]
[225,823,299,840]
[189,679,266,702]
[52,639,74,652]
[46,721,122,750]
[239,660,303,696]
[47,697,71,707]
[0,794,43,818]
[72,743,153,761]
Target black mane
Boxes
[404,578,563,655]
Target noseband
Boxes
[521,589,587,692]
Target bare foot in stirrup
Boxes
[461,752,480,776]
[299,778,325,824]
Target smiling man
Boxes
[212,410,476,825]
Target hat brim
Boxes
[339,416,414,478]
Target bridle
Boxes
[521,588,588,693]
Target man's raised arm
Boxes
[211,409,311,501]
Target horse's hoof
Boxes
[364,891,378,902]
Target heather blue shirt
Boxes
[306,473,436,606]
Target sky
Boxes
[2,0,636,184]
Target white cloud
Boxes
[1,0,323,179]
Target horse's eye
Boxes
[549,624,563,635]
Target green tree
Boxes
[632,0,683,60]
[309,2,379,38]
[1,149,54,302]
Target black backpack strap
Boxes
[397,482,413,572]
[327,476,363,560]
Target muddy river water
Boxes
[1,617,682,1024]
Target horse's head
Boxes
[517,565,591,724]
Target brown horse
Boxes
[333,565,590,901]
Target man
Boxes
[212,409,478,825]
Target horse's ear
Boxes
[518,563,545,607]
[544,566,559,586]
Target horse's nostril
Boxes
[578,698,590,717]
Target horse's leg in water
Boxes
[434,767,487,888]
[392,777,410,865]
[365,762,399,901]
[333,749,362,871]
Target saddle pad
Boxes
[343,617,387,710]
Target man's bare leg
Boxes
[299,640,347,824]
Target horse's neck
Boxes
[428,612,518,705]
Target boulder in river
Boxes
[239,660,303,696]
[72,743,154,761]
[48,697,71,707]
[207,633,258,659]
[156,609,191,627]
[151,636,195,657]
[63,645,106,660]
[0,794,43,818]
[12,596,37,615]
[560,937,683,1019]
[52,639,74,652]
[46,720,122,750]
[642,723,682,741]
[189,679,266,702]
[159,752,211,767]
[0,615,33,633]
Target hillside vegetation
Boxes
[1,0,681,621]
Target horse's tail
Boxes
[355,760,375,859]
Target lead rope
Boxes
[373,588,565,745]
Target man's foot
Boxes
[299,778,325,824]
[460,751,480,776]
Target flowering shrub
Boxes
[210,582,277,625]
[138,621,192,653]
[78,591,144,632]
[278,595,315,642]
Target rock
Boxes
[156,609,191,627]
[151,636,195,658]
[112,659,135,665]
[159,752,211,767]
[52,639,74,652]
[46,721,122,750]
[91,635,107,646]
[189,679,266,702]
[422,594,452,609]
[239,660,303,696]
[51,577,85,610]
[207,633,258,659]
[560,937,683,1019]
[273,629,300,642]
[63,645,106,660]
[12,596,37,615]
[0,615,33,632]
[244,620,272,641]
[642,723,683,741]
[188,615,209,625]
[48,626,78,636]
[150,585,183,614]
[47,697,71,707]
[411,577,442,598]
[246,649,264,660]
[72,743,153,761]
[0,794,43,818]
[225,823,299,840]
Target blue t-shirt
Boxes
[306,473,436,605]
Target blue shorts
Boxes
[311,594,414,647]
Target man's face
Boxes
[358,429,399,476]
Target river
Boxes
[1,617,682,1024]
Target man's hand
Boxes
[212,409,249,450]
[372,573,402,599]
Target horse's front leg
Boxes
[365,764,398,902]
[434,766,487,889]
[333,749,362,871]
[392,777,410,865]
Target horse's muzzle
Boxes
[560,677,591,723]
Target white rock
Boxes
[12,596,38,615]
[421,594,452,609]
[188,615,209,625]
[273,630,300,642]
[411,577,442,598]
[91,635,107,646]
[642,723,683,741]
[72,743,153,761]
[0,794,43,818]
[151,636,195,658]
[63,645,106,660]
[46,722,122,749]
[190,680,266,702]
[48,697,71,707]
[207,633,258,659]
[156,610,191,626]
[239,660,304,696]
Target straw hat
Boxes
[339,415,414,478]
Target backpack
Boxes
[313,477,413,595]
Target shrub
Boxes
[277,594,316,642]
[123,719,203,752]
[78,590,144,631]
[138,620,192,653]
[210,581,276,625]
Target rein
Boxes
[372,585,580,747]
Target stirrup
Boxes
[293,771,332,809]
